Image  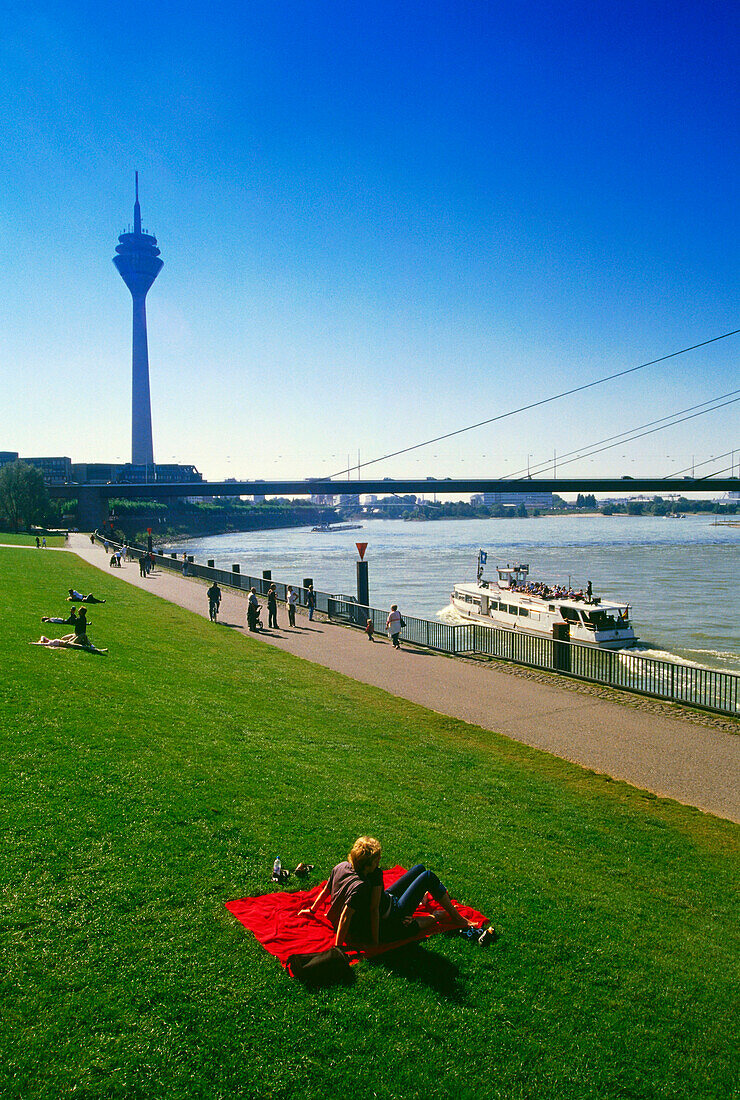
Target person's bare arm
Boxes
[334,904,354,946]
[298,881,330,917]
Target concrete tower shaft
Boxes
[113,173,163,466]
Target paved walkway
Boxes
[66,536,739,822]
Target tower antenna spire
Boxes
[133,171,141,235]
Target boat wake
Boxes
[438,605,466,625]
[436,611,739,673]
[620,643,740,674]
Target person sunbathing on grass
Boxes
[33,607,107,653]
[42,608,78,625]
[299,835,478,948]
[67,589,106,603]
[32,635,107,654]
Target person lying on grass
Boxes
[32,635,107,654]
[42,608,79,625]
[299,835,478,948]
[32,608,105,652]
[67,589,106,603]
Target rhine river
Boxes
[175,515,740,674]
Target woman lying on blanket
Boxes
[299,836,477,947]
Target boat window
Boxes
[560,606,580,623]
[519,607,529,617]
[472,598,481,607]
[507,605,518,615]
[586,610,620,630]
[548,604,555,612]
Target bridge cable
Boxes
[326,328,740,478]
[500,391,740,480]
[664,448,739,479]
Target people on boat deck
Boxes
[506,578,586,601]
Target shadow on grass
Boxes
[367,941,465,1002]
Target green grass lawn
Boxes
[0,532,65,547]
[2,548,738,1100]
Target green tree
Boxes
[0,461,50,532]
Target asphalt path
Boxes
[59,535,740,823]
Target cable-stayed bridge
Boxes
[54,476,739,530]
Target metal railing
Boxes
[96,535,739,717]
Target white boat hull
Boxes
[450,591,638,650]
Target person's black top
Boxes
[327,861,384,941]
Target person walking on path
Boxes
[267,584,279,629]
[35,536,40,549]
[306,585,316,621]
[386,605,402,649]
[247,587,260,632]
[207,581,222,622]
[287,585,298,628]
[365,618,375,642]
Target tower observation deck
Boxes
[113,173,163,466]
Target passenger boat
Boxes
[450,551,638,649]
[311,523,364,533]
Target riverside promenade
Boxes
[69,535,740,822]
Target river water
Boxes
[174,515,740,674]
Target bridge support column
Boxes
[76,487,107,533]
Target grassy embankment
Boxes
[0,533,65,547]
[1,548,738,1099]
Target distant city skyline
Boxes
[2,3,738,484]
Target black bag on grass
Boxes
[286,947,353,988]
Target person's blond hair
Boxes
[348,836,382,874]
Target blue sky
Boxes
[1,1,737,485]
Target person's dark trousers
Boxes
[288,606,296,627]
[386,865,446,918]
[268,609,278,628]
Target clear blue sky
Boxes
[1,1,737,485]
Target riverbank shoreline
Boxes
[68,534,740,821]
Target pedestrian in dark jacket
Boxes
[267,584,278,629]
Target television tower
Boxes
[113,173,163,466]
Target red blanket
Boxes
[226,865,486,967]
